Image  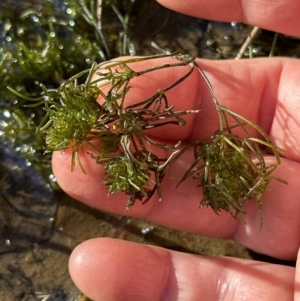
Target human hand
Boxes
[52,1,300,300]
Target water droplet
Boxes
[66,8,72,15]
[3,110,11,118]
[224,34,233,41]
[69,20,75,27]
[5,36,12,42]
[49,32,55,38]
[4,22,12,32]
[5,239,10,246]
[141,225,154,235]
[17,27,24,36]
[0,120,8,127]
[49,174,57,183]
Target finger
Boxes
[95,56,300,161]
[69,238,294,301]
[53,57,300,259]
[157,0,300,36]
[192,58,300,162]
[53,147,300,259]
[94,55,201,142]
[296,248,300,300]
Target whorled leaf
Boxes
[179,101,285,229]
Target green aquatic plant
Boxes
[0,2,108,186]
[177,67,285,229]
[0,0,151,187]
[9,50,284,227]
[179,107,284,229]
[10,52,199,208]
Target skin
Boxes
[52,1,300,300]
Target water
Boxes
[0,142,58,253]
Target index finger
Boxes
[52,56,300,260]
[157,0,300,36]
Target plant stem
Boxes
[235,26,260,59]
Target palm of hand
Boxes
[52,1,300,300]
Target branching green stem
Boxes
[10,51,285,228]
